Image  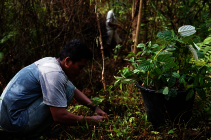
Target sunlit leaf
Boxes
[195,61,206,66]
[114,76,124,80]
[137,43,145,48]
[168,129,174,134]
[122,79,132,83]
[151,44,159,48]
[114,80,120,86]
[120,83,122,91]
[136,51,142,56]
[178,25,196,37]
[151,131,159,134]
[163,87,169,95]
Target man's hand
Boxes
[94,106,107,116]
[90,115,105,122]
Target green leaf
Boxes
[163,87,169,95]
[157,30,174,42]
[169,88,177,97]
[0,52,3,62]
[172,72,180,78]
[168,77,176,87]
[133,69,140,73]
[157,89,164,93]
[120,83,122,91]
[179,77,186,86]
[156,38,167,44]
[0,31,17,44]
[136,51,142,56]
[201,35,211,47]
[151,44,159,48]
[186,89,194,101]
[196,50,205,58]
[157,54,176,69]
[196,88,206,100]
[166,48,176,51]
[121,79,132,83]
[168,129,174,134]
[114,76,124,80]
[125,57,135,63]
[137,43,145,48]
[203,46,211,53]
[157,54,172,62]
[148,41,152,47]
[155,67,161,74]
[114,80,120,86]
[175,37,184,43]
[151,131,159,134]
[186,84,194,90]
[181,36,192,43]
[139,60,152,71]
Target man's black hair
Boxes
[59,39,93,63]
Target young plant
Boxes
[115,25,211,100]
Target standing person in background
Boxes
[106,4,122,46]
[0,39,107,138]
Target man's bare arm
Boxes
[107,22,122,28]
[49,107,104,125]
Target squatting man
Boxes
[0,39,107,136]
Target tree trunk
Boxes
[133,0,143,54]
[131,0,143,54]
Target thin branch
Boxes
[95,1,106,92]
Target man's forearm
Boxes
[55,112,92,125]
[107,22,121,28]
[50,107,98,126]
[73,89,96,110]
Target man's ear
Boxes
[64,57,72,67]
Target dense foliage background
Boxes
[1,0,211,139]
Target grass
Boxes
[41,83,211,140]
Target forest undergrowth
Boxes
[3,51,211,140]
[1,0,211,140]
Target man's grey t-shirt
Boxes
[35,57,75,107]
[0,57,75,132]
